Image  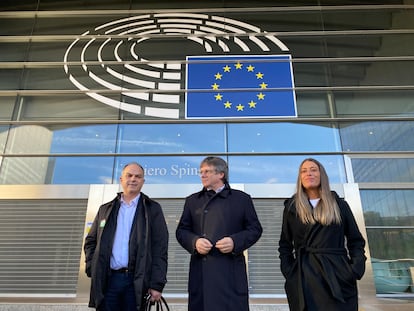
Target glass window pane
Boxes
[114,156,204,184]
[22,68,81,90]
[117,124,226,153]
[295,93,331,117]
[351,158,414,183]
[329,61,414,86]
[1,154,343,185]
[361,190,414,227]
[228,123,341,153]
[115,155,346,184]
[228,155,346,184]
[0,17,34,35]
[370,253,414,295]
[0,126,9,152]
[361,189,414,295]
[5,124,118,154]
[0,99,15,120]
[0,156,115,184]
[340,121,414,152]
[294,60,414,87]
[0,43,30,62]
[51,157,115,184]
[367,228,414,294]
[0,69,23,90]
[50,125,118,154]
[18,95,120,120]
[335,91,414,117]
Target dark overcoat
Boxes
[176,186,263,311]
[278,191,366,311]
[84,192,168,310]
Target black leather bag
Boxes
[143,294,170,311]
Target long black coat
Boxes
[84,192,168,310]
[278,191,366,311]
[176,186,263,311]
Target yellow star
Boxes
[223,65,231,72]
[257,92,265,100]
[260,82,268,89]
[248,101,257,108]
[212,83,219,90]
[215,93,223,101]
[256,72,264,79]
[224,101,232,108]
[236,104,244,111]
[247,65,255,72]
[235,62,243,69]
[215,72,222,80]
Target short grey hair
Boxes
[200,156,228,183]
[122,162,145,176]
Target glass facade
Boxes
[0,0,413,300]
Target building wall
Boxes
[0,0,413,302]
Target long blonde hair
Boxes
[295,158,341,225]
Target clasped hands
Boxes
[195,237,234,255]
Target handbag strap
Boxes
[144,294,170,311]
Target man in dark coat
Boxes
[84,162,168,311]
[278,158,366,311]
[176,156,263,311]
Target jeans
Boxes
[99,271,137,311]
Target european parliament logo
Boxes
[185,55,297,119]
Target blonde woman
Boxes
[278,158,366,311]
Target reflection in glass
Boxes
[0,126,9,152]
[0,69,23,91]
[114,156,205,184]
[5,124,118,154]
[352,158,414,183]
[0,99,15,120]
[0,154,348,185]
[335,90,414,117]
[228,123,341,153]
[341,121,414,152]
[228,155,346,184]
[361,189,414,295]
[0,156,51,184]
[51,157,115,184]
[50,125,118,154]
[117,123,226,153]
[0,156,115,185]
[361,190,414,227]
[18,95,120,120]
[295,93,330,117]
[115,155,345,185]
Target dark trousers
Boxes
[98,271,137,311]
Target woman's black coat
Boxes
[84,192,168,310]
[278,191,366,311]
[176,186,263,311]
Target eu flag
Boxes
[185,55,296,119]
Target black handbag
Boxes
[143,294,170,311]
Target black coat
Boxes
[84,192,168,310]
[278,191,366,311]
[176,186,263,311]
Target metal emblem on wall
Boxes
[63,13,296,119]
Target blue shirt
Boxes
[110,194,139,270]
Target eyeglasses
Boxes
[198,169,217,176]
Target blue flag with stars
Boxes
[185,55,297,119]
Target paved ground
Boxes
[0,297,413,311]
[359,297,414,311]
[0,295,413,311]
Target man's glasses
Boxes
[198,169,217,176]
